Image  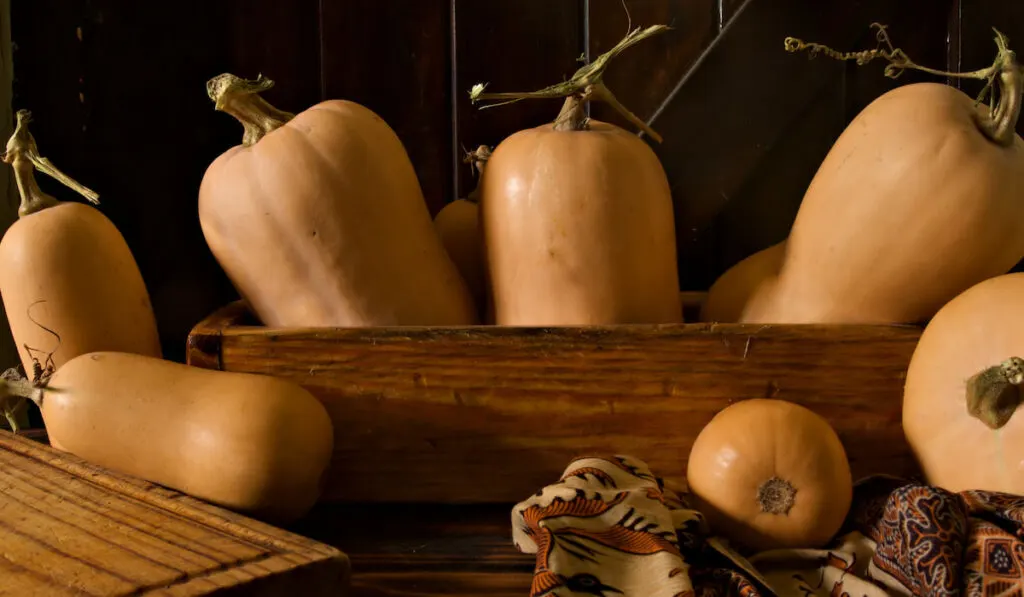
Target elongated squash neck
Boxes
[207,74,296,147]
[784,24,1022,147]
[3,110,100,218]
[966,356,1024,429]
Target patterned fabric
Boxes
[513,457,1024,597]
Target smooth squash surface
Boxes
[433,146,490,320]
[471,25,681,326]
[686,399,853,552]
[0,111,160,376]
[200,74,476,328]
[481,109,681,325]
[746,31,1024,324]
[40,352,334,523]
[904,273,1024,494]
[701,242,785,323]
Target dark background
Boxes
[9,0,1023,361]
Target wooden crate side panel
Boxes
[0,431,349,596]
[214,324,921,503]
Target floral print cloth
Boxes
[512,456,1024,597]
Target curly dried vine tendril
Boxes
[469,25,669,143]
[3,109,100,217]
[784,23,1023,147]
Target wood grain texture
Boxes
[451,0,585,198]
[587,0,717,130]
[0,429,349,596]
[295,503,533,597]
[320,0,452,216]
[188,301,922,504]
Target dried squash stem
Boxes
[966,357,1024,429]
[3,110,100,217]
[469,25,669,142]
[784,23,1023,147]
[463,145,492,204]
[207,74,296,146]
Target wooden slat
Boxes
[451,0,585,198]
[587,0,717,129]
[319,0,452,216]
[0,430,349,596]
[294,503,533,597]
[188,301,922,505]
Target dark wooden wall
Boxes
[9,0,1023,361]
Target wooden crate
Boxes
[186,299,924,505]
[0,429,350,596]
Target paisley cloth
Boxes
[513,456,1024,597]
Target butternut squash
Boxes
[471,26,681,325]
[744,26,1024,324]
[2,352,333,523]
[200,74,477,327]
[700,242,785,323]
[0,110,160,378]
[686,399,852,552]
[903,273,1024,494]
[433,145,490,320]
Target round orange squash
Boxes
[903,272,1024,494]
[745,30,1024,324]
[0,110,161,379]
[433,145,490,320]
[686,399,853,552]
[200,74,477,327]
[700,242,785,323]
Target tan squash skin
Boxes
[903,273,1024,494]
[0,111,160,378]
[700,242,785,323]
[481,110,681,325]
[200,74,476,327]
[743,83,1024,324]
[37,352,334,523]
[686,399,853,552]
[433,146,490,321]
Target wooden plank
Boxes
[451,0,585,198]
[587,0,717,129]
[295,504,532,597]
[187,301,922,504]
[319,0,452,216]
[0,430,349,596]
